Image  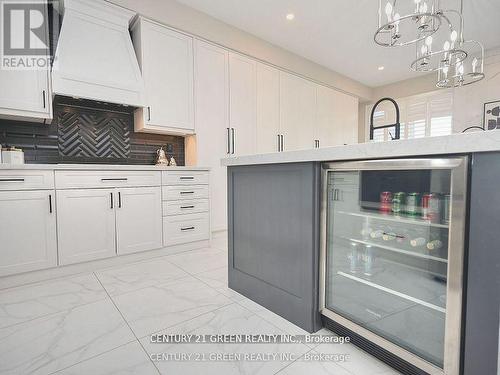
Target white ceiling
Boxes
[175,0,500,87]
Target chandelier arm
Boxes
[439,9,465,43]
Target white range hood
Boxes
[52,0,145,107]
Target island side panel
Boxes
[463,152,500,375]
[227,162,322,333]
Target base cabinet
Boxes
[0,191,57,276]
[57,188,116,265]
[116,187,162,255]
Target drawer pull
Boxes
[180,205,195,209]
[49,194,52,213]
[181,226,195,231]
[180,191,194,195]
[101,178,128,181]
[0,178,25,182]
[179,176,194,180]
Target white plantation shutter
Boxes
[406,98,427,138]
[367,90,453,142]
[429,91,453,136]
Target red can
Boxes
[422,193,441,222]
[380,191,393,214]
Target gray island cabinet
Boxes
[224,132,500,375]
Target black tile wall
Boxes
[0,96,185,165]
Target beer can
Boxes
[442,194,451,225]
[406,193,421,216]
[380,191,392,214]
[392,192,406,215]
[422,193,442,223]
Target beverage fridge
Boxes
[320,158,468,375]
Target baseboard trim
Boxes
[0,240,210,290]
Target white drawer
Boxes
[163,212,209,246]
[55,170,161,189]
[163,199,209,216]
[162,185,209,201]
[0,170,54,190]
[162,171,209,185]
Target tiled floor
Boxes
[0,238,401,375]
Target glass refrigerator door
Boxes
[321,158,467,374]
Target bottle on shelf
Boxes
[349,242,360,274]
[370,227,384,240]
[392,192,406,215]
[410,237,427,247]
[379,191,392,214]
[406,192,421,217]
[426,239,444,251]
[363,245,374,277]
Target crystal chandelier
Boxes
[374,0,485,87]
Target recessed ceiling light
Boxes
[286,13,295,21]
[378,66,385,70]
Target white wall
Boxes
[108,0,372,101]
[364,48,500,135]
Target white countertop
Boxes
[221,131,500,166]
[0,163,209,171]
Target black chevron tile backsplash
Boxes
[0,96,185,165]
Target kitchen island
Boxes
[222,131,500,375]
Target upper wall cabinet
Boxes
[331,89,359,145]
[132,17,195,135]
[0,3,51,122]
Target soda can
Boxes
[380,191,392,214]
[392,192,406,215]
[406,193,421,216]
[423,193,442,223]
[442,194,451,224]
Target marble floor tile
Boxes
[141,303,310,375]
[165,248,227,275]
[315,341,399,375]
[0,273,107,329]
[194,267,245,301]
[0,298,135,375]
[53,341,159,375]
[96,257,189,296]
[112,276,232,338]
[277,350,353,375]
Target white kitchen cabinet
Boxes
[57,189,116,265]
[194,40,229,232]
[280,72,316,151]
[332,89,359,145]
[116,187,162,255]
[0,16,52,123]
[229,52,257,156]
[132,17,194,134]
[0,191,57,276]
[256,63,280,153]
[315,84,338,148]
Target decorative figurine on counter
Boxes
[169,156,177,166]
[156,147,169,165]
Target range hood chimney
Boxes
[52,0,145,107]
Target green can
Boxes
[406,192,421,216]
[392,192,406,214]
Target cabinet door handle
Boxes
[0,178,25,182]
[181,226,195,231]
[180,191,195,195]
[226,128,230,154]
[42,90,46,109]
[147,106,151,121]
[101,178,128,182]
[231,128,235,154]
[277,134,281,152]
[49,194,52,213]
[180,205,195,209]
[280,134,284,152]
[118,191,122,208]
[110,192,114,209]
[179,176,194,180]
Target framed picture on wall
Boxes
[484,100,500,130]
